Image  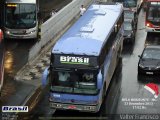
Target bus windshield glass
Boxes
[5,3,36,29]
[124,0,137,7]
[51,69,99,95]
[147,2,160,21]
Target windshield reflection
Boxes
[147,7,160,21]
[142,49,160,60]
[5,3,36,29]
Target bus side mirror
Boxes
[42,67,50,87]
[97,70,102,89]
[138,55,141,58]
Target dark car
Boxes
[123,19,136,43]
[114,0,142,14]
[138,45,160,75]
[124,10,137,28]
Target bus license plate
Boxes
[68,105,76,109]
[146,72,153,75]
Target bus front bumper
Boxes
[5,32,37,39]
[4,28,38,39]
[50,102,100,113]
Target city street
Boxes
[1,2,160,120]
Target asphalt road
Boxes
[113,10,160,116]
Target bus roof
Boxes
[5,0,36,4]
[52,3,123,56]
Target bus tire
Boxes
[102,83,106,101]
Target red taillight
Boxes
[0,30,2,42]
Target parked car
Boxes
[123,19,136,43]
[138,45,160,75]
[114,0,143,14]
[124,10,137,29]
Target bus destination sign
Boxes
[60,56,89,65]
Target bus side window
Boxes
[99,10,123,65]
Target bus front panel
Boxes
[4,2,38,39]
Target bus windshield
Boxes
[5,3,36,29]
[124,0,137,7]
[51,69,99,95]
[147,2,160,21]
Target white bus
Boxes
[4,0,38,39]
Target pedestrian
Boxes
[51,9,56,16]
[80,5,86,16]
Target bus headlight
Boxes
[84,106,96,111]
[156,66,160,69]
[147,23,150,27]
[56,104,62,108]
[6,31,10,35]
[139,64,145,68]
[89,106,96,110]
[28,30,36,34]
